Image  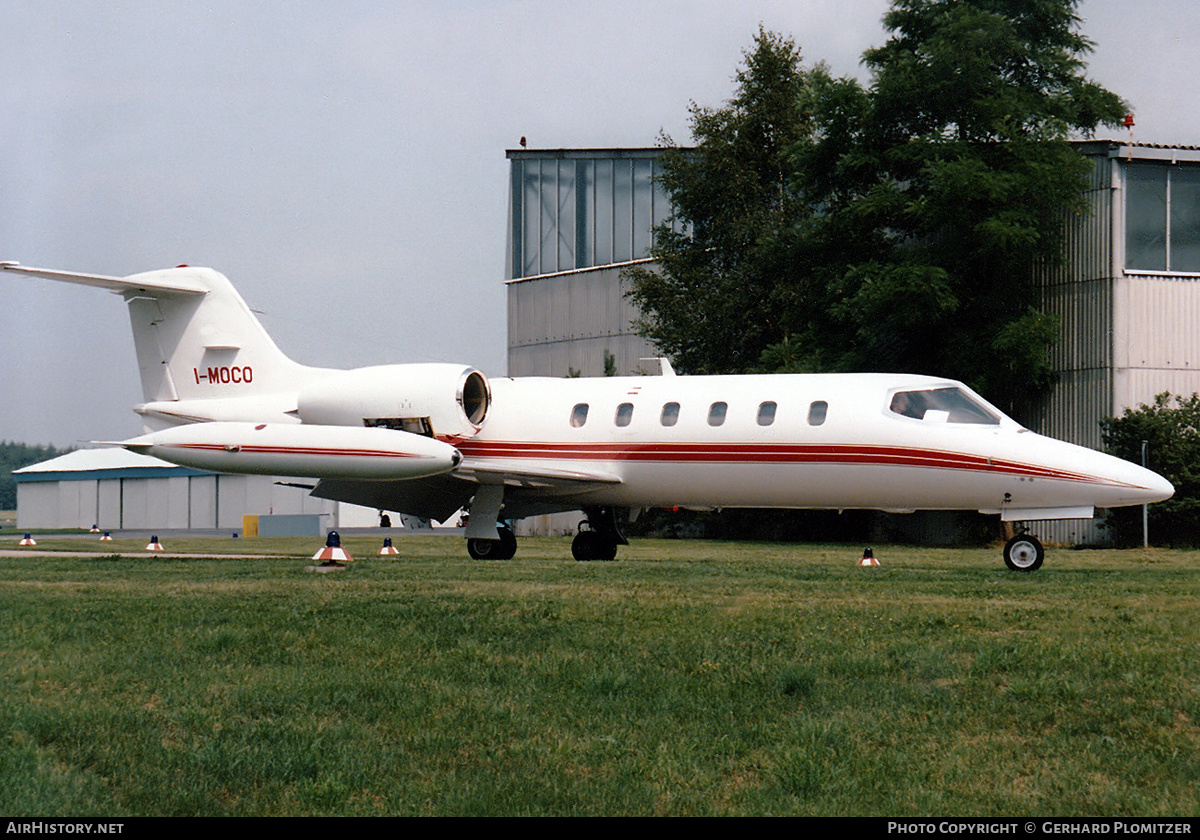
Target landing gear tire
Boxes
[572,530,617,562]
[571,507,627,561]
[467,526,517,560]
[1003,534,1044,572]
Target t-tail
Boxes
[1,262,320,427]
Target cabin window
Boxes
[660,402,680,427]
[570,403,589,427]
[707,401,727,426]
[808,401,828,426]
[615,402,634,427]
[757,401,777,426]
[888,387,999,425]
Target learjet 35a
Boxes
[2,262,1173,571]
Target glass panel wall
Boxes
[575,159,593,268]
[611,158,633,264]
[1170,167,1200,271]
[1126,164,1166,271]
[508,149,683,279]
[594,158,614,269]
[632,158,654,257]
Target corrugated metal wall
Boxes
[1114,274,1200,407]
[507,263,661,378]
[1029,150,1115,543]
[1033,145,1200,545]
[18,470,359,531]
[1036,150,1114,445]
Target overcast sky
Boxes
[2,0,1196,448]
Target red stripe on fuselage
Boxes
[165,443,426,459]
[452,440,1109,485]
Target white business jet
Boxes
[2,262,1173,571]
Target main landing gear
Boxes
[1003,532,1044,572]
[467,524,517,560]
[571,507,628,562]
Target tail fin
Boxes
[2,262,312,403]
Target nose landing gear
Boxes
[1003,533,1044,572]
[467,524,517,560]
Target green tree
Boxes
[630,2,1127,418]
[806,0,1127,414]
[625,28,824,374]
[1100,393,1200,547]
[603,349,617,377]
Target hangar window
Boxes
[757,401,777,426]
[615,402,634,427]
[888,387,999,425]
[570,403,589,428]
[707,401,727,426]
[1126,162,1200,273]
[660,402,680,427]
[808,401,828,426]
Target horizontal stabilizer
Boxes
[0,262,208,295]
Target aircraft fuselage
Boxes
[457,373,1169,520]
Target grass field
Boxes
[1,534,1197,817]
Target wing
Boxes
[453,457,622,488]
[310,457,622,521]
[310,474,477,522]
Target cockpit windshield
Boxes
[888,387,1000,425]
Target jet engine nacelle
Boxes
[295,363,490,440]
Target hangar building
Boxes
[1037,141,1200,442]
[1034,141,1200,542]
[507,142,1200,545]
[506,148,684,378]
[14,448,380,532]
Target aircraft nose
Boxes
[1141,469,1175,504]
[1027,434,1175,511]
[1110,460,1174,507]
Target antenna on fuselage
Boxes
[641,357,676,377]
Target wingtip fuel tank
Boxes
[118,422,462,480]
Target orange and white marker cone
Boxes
[858,547,879,567]
[379,537,399,555]
[100,532,113,541]
[145,535,164,551]
[311,530,353,565]
[19,533,36,546]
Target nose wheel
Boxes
[467,525,517,560]
[1003,533,1044,572]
